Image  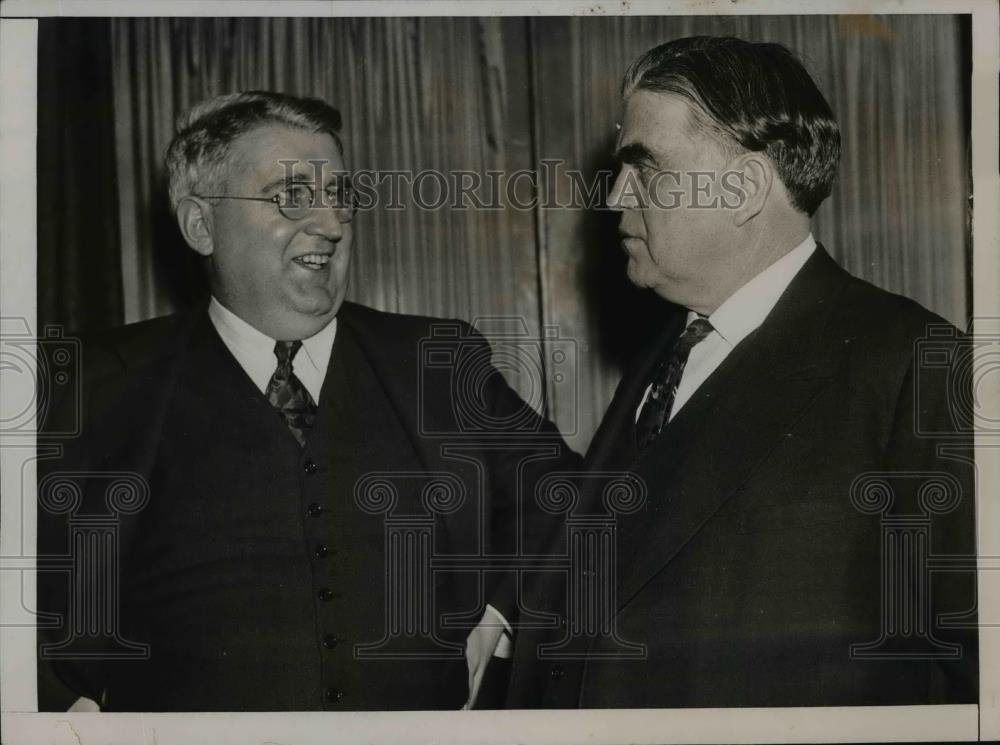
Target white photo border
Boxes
[1,1,997,743]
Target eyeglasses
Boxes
[196,182,358,223]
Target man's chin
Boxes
[291,286,341,317]
[270,291,341,339]
[625,260,653,290]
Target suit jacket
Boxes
[37,300,580,711]
[507,246,977,708]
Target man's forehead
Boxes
[615,90,708,161]
[231,124,344,180]
[620,91,696,138]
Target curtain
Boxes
[37,19,123,333]
[38,16,970,452]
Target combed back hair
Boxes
[622,36,840,216]
[165,91,344,211]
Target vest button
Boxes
[315,544,329,558]
[303,459,319,475]
[307,502,323,518]
[323,634,339,649]
[318,587,334,602]
[550,665,565,680]
[324,687,343,703]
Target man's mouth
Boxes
[293,253,332,271]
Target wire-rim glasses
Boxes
[195,181,358,223]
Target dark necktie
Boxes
[635,317,714,451]
[266,340,317,447]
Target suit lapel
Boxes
[613,247,851,612]
[334,303,435,473]
[334,304,483,553]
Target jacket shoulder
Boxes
[829,268,960,360]
[39,313,193,439]
[101,312,190,349]
[338,301,481,345]
[78,312,192,381]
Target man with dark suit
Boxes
[508,36,977,708]
[36,91,579,711]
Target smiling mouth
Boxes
[293,253,332,271]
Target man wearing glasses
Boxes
[37,91,577,712]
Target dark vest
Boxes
[101,318,468,711]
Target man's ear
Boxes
[176,196,215,257]
[728,153,773,227]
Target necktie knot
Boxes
[677,317,714,350]
[635,316,714,451]
[274,340,303,369]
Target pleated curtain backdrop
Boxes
[104,16,970,453]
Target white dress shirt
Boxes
[208,297,336,402]
[637,234,817,422]
[207,298,513,657]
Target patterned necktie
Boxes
[266,340,317,447]
[635,317,714,451]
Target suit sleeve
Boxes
[36,343,94,709]
[473,334,583,628]
[880,333,978,703]
[36,333,127,710]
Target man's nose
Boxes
[303,205,345,241]
[607,169,632,212]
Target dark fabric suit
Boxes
[37,301,580,711]
[508,246,977,708]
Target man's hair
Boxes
[622,36,840,216]
[165,91,344,211]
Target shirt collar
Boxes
[299,313,337,378]
[688,233,817,347]
[207,296,337,394]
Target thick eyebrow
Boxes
[613,142,663,170]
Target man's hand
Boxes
[462,614,506,709]
[68,696,100,712]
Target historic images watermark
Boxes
[36,471,151,661]
[353,466,649,662]
[0,317,81,440]
[349,317,646,661]
[841,319,999,662]
[0,316,147,661]
[273,157,750,213]
[417,316,578,438]
[849,471,974,661]
[914,321,1000,438]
